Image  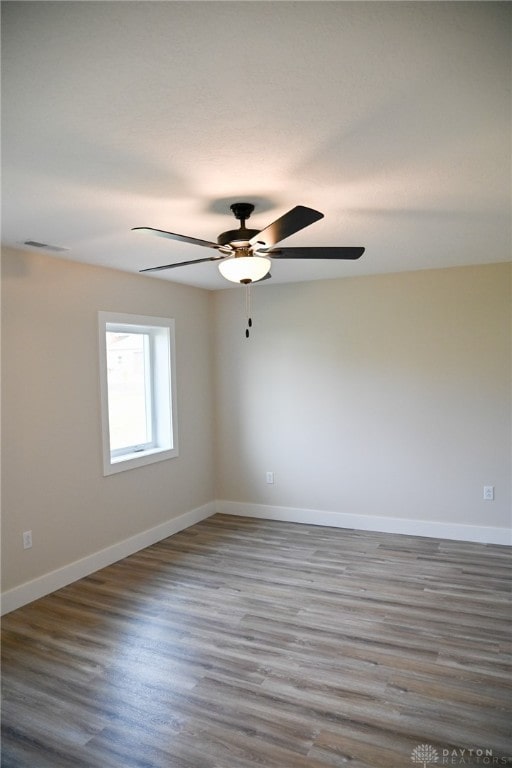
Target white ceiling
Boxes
[2,1,510,290]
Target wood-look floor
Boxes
[2,514,511,768]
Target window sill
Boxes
[104,445,178,476]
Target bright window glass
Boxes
[106,331,152,452]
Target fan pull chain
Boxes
[245,283,253,339]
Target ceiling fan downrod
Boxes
[230,202,254,227]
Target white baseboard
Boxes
[3,499,509,615]
[1,502,216,616]
[216,500,511,546]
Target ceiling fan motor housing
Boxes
[217,228,259,247]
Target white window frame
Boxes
[98,312,178,476]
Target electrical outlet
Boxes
[23,530,33,549]
[266,471,274,484]
[483,486,494,501]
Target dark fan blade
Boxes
[140,255,225,273]
[264,246,364,260]
[249,206,324,248]
[132,227,224,251]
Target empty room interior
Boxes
[1,2,511,767]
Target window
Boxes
[98,312,178,475]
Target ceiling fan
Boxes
[133,202,365,284]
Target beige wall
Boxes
[213,263,511,531]
[1,247,215,592]
[2,254,511,598]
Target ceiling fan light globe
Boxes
[218,256,271,284]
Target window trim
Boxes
[98,312,178,476]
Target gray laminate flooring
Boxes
[2,514,511,767]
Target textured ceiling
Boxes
[2,1,510,290]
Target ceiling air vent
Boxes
[24,240,69,252]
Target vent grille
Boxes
[24,240,69,252]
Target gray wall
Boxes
[214,263,511,531]
[2,247,215,592]
[2,252,511,599]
